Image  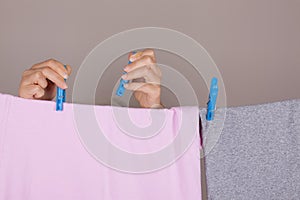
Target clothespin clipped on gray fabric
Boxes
[206,77,218,121]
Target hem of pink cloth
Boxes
[0,93,12,169]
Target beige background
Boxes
[0,0,299,107]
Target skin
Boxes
[18,49,163,108]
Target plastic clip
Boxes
[206,77,218,121]
[56,65,67,111]
[116,51,136,96]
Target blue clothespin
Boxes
[206,77,218,121]
[56,65,67,111]
[116,51,136,96]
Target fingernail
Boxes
[129,52,140,62]
[63,73,68,79]
[124,84,128,88]
[63,83,68,89]
[129,56,135,62]
[121,74,127,79]
[123,66,128,71]
[130,51,142,62]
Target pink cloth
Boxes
[0,93,201,200]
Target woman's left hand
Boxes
[122,49,163,108]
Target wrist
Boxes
[150,103,164,109]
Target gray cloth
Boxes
[200,99,300,200]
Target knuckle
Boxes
[35,71,43,78]
[36,85,43,92]
[39,88,45,94]
[31,63,39,69]
[34,71,43,79]
[47,58,57,66]
[144,55,154,63]
[145,49,154,56]
[32,85,40,92]
[22,69,30,76]
[67,65,72,74]
[41,66,50,74]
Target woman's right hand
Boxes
[19,59,72,100]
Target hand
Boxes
[19,59,72,100]
[122,49,163,108]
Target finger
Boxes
[31,59,69,79]
[129,49,155,62]
[124,82,157,94]
[128,51,143,61]
[20,85,45,99]
[37,67,67,89]
[122,65,160,84]
[124,55,155,73]
[21,70,49,89]
[65,64,72,76]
